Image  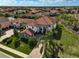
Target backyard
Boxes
[1,35,37,54]
[58,26,79,57]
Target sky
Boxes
[0,0,79,6]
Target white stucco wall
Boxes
[0,29,14,42]
[26,23,56,33]
[48,25,53,31]
[54,23,56,28]
[26,25,38,32]
[47,24,56,31]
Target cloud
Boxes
[0,0,78,6]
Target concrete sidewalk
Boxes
[28,44,42,58]
[0,44,28,58]
[0,51,13,58]
[0,29,14,42]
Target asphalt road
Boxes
[0,51,12,58]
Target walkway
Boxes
[28,44,43,58]
[0,51,13,58]
[0,29,14,42]
[0,29,28,58]
[0,44,28,58]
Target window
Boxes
[48,25,51,27]
[32,27,34,29]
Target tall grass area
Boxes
[58,26,79,57]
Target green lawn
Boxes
[40,25,79,58]
[7,42,32,54]
[58,27,79,58]
[1,24,79,57]
[1,35,33,54]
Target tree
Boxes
[73,20,79,32]
[13,29,21,48]
[4,13,10,17]
[28,37,37,49]
[39,23,63,58]
[40,38,63,58]
[14,29,20,38]
[10,35,20,48]
[0,24,2,37]
[6,38,12,45]
[14,39,20,48]
[21,34,29,43]
[53,24,62,40]
[20,23,26,29]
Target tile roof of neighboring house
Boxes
[0,17,11,28]
[21,29,33,36]
[11,18,23,23]
[0,17,9,22]
[0,22,11,28]
[36,16,55,25]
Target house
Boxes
[0,17,12,36]
[0,17,11,29]
[21,29,33,36]
[50,10,60,15]
[25,16,56,36]
[26,20,39,33]
[0,16,56,37]
[36,16,56,31]
[11,18,24,24]
[10,18,24,29]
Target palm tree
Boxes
[28,37,37,49]
[13,28,21,48]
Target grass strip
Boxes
[0,48,22,58]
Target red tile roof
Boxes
[21,29,33,36]
[26,20,37,26]
[50,17,56,25]
[36,17,47,25]
[0,17,11,28]
[0,21,11,28]
[25,16,56,27]
[36,16,54,25]
[11,18,23,23]
[43,16,53,25]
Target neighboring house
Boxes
[10,18,24,29]
[11,18,24,24]
[0,16,56,37]
[50,10,60,15]
[0,17,12,36]
[0,17,11,29]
